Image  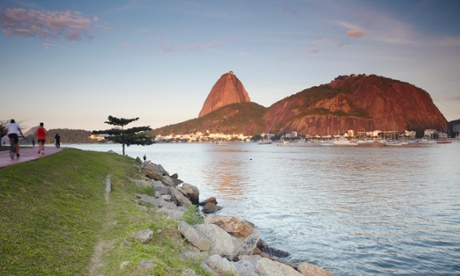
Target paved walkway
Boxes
[0,146,63,168]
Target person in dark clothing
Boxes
[54,133,61,148]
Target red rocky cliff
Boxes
[263,74,448,136]
[198,71,251,118]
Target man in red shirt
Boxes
[36,122,46,155]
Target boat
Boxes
[437,140,452,144]
[258,139,272,145]
[320,142,334,146]
[213,140,228,146]
[384,140,403,146]
[276,140,291,146]
[333,139,358,146]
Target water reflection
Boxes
[201,146,251,201]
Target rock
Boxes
[182,268,197,276]
[238,255,262,267]
[119,261,130,270]
[256,258,302,276]
[180,183,200,205]
[142,162,169,176]
[202,202,222,213]
[204,215,254,238]
[230,228,260,257]
[257,239,290,258]
[136,193,176,209]
[204,254,240,276]
[139,260,156,269]
[171,173,179,179]
[199,196,218,206]
[297,262,335,276]
[132,229,153,244]
[161,175,177,187]
[195,223,235,259]
[234,259,259,276]
[157,208,186,221]
[161,194,172,201]
[198,71,251,118]
[171,186,192,207]
[144,169,164,181]
[178,221,211,251]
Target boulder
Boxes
[257,239,290,258]
[256,258,302,276]
[234,259,258,276]
[202,202,222,213]
[133,229,153,244]
[199,196,218,206]
[195,223,235,259]
[178,221,211,251]
[297,262,335,276]
[180,183,200,205]
[170,186,192,207]
[204,215,254,238]
[204,254,239,276]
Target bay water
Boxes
[68,142,460,275]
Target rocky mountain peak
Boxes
[198,71,251,118]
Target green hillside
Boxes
[151,102,267,136]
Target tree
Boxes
[93,115,154,156]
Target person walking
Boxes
[6,119,25,158]
[54,133,61,148]
[36,122,46,155]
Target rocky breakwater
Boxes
[138,161,334,276]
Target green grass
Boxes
[0,148,207,275]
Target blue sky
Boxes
[1,0,460,131]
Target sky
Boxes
[1,0,460,132]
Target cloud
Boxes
[309,49,320,54]
[347,29,367,38]
[332,20,368,38]
[312,39,331,45]
[0,7,94,41]
[44,42,58,48]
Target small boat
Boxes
[276,140,291,146]
[333,139,358,146]
[384,140,403,146]
[437,140,452,144]
[213,140,228,146]
[258,139,272,145]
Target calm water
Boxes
[68,142,460,275]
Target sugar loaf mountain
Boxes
[150,71,448,138]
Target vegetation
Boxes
[150,102,267,137]
[0,148,206,275]
[93,116,154,156]
[45,129,99,144]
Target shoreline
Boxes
[138,160,335,275]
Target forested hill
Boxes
[46,129,99,144]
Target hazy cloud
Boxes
[309,49,320,54]
[347,29,367,38]
[332,20,368,38]
[0,7,94,41]
[312,39,331,45]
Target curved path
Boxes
[0,146,63,168]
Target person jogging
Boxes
[36,122,47,155]
[7,119,25,158]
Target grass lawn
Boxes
[0,148,206,275]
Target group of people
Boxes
[6,119,60,158]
